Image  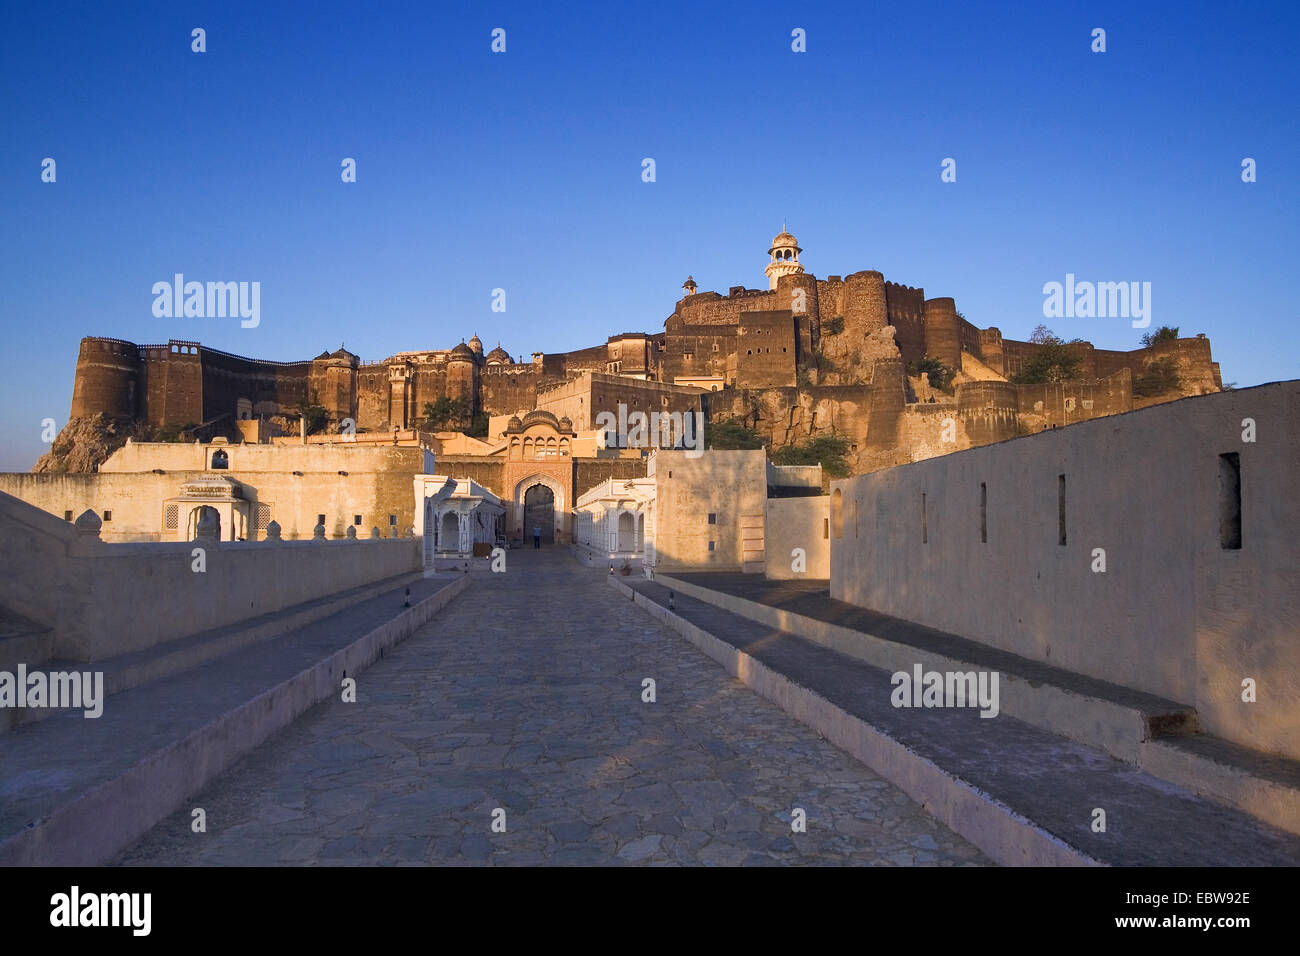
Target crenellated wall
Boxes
[72,338,143,419]
[200,346,310,425]
[674,286,783,327]
[63,262,1221,471]
[479,364,548,417]
[885,282,927,367]
[145,342,203,426]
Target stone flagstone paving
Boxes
[117,549,987,866]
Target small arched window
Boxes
[831,488,843,538]
[211,449,229,470]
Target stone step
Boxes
[653,573,1196,764]
[651,572,1300,835]
[611,575,1300,865]
[1,570,428,734]
[1141,734,1300,836]
[0,574,470,866]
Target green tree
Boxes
[771,435,851,478]
[1139,325,1179,347]
[422,396,466,429]
[1132,356,1182,397]
[707,416,764,450]
[823,316,845,336]
[1013,327,1084,384]
[152,421,199,442]
[906,356,956,394]
[293,399,328,436]
[466,412,490,438]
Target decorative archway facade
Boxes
[164,475,249,542]
[574,476,655,560]
[510,472,567,545]
[413,474,505,569]
[493,410,578,546]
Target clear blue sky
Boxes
[2,0,1297,470]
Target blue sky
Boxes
[2,0,1296,470]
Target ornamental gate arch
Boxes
[512,472,565,545]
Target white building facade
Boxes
[413,474,506,569]
[573,476,655,563]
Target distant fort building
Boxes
[63,229,1221,475]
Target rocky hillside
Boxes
[31,413,140,474]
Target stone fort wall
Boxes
[63,258,1222,471]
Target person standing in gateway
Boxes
[533,525,541,549]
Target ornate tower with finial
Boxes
[765,225,804,290]
[682,275,697,297]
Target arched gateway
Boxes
[511,473,566,545]
[524,485,555,544]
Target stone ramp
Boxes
[2,571,428,734]
[655,572,1300,834]
[0,606,53,677]
[0,574,470,866]
[611,576,1300,866]
[657,573,1195,757]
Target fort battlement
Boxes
[200,345,312,368]
[59,230,1221,470]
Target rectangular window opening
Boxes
[64,510,72,521]
[980,482,987,544]
[354,515,362,525]
[707,513,717,524]
[921,493,927,544]
[1058,474,1067,546]
[823,517,829,540]
[708,540,715,551]
[103,510,112,522]
[1219,453,1242,549]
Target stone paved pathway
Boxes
[117,550,987,866]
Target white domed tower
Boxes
[467,333,484,356]
[765,226,805,290]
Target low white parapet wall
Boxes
[0,491,422,661]
[765,495,830,579]
[830,381,1300,762]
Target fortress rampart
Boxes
[59,231,1221,474]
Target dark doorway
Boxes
[188,505,221,541]
[524,484,555,544]
[439,512,460,552]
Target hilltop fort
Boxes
[41,229,1221,475]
